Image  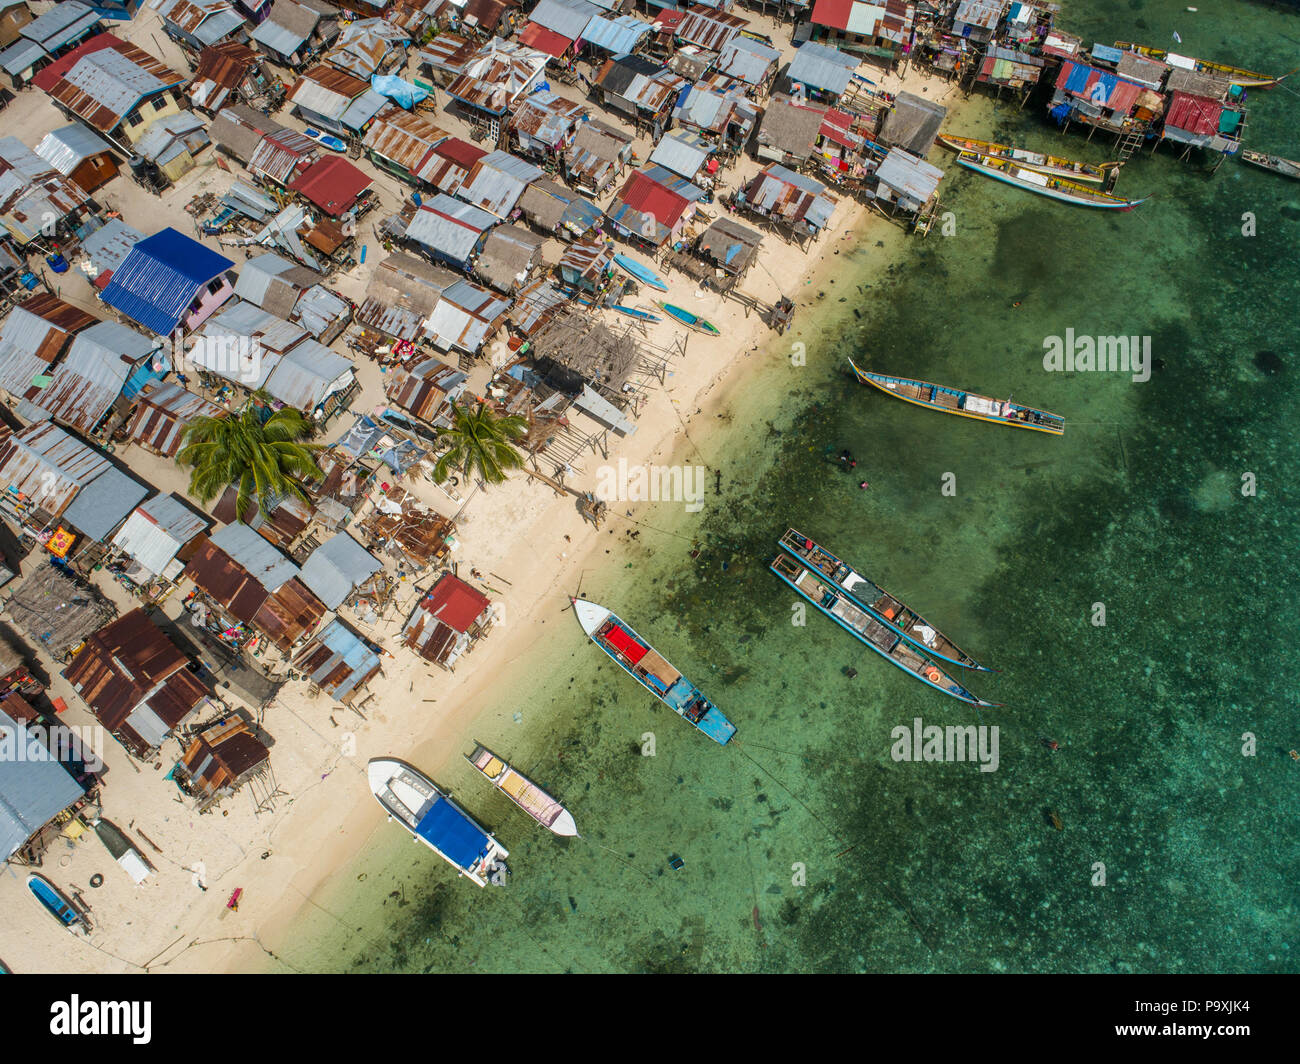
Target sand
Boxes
[0,8,975,973]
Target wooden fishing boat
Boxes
[655,301,722,337]
[572,597,737,744]
[613,253,668,292]
[91,818,152,884]
[27,874,90,935]
[1240,149,1300,180]
[301,126,347,152]
[938,134,1117,184]
[778,528,993,672]
[848,359,1065,435]
[467,745,578,837]
[573,295,663,322]
[770,555,1000,707]
[955,151,1146,210]
[1113,42,1291,89]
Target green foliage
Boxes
[432,399,528,487]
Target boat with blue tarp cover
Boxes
[572,598,737,744]
[778,528,993,673]
[27,874,90,934]
[769,554,1001,708]
[368,758,509,886]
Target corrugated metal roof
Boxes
[425,279,510,355]
[22,1,100,50]
[195,7,247,46]
[582,14,652,55]
[875,147,942,207]
[0,39,46,78]
[456,149,542,217]
[36,34,183,134]
[292,617,382,702]
[249,127,320,186]
[648,131,712,179]
[510,91,588,152]
[112,492,210,575]
[715,34,779,85]
[79,218,144,287]
[62,465,149,540]
[739,163,837,232]
[298,532,381,608]
[133,110,208,163]
[338,88,388,132]
[444,38,547,116]
[124,380,223,456]
[0,704,85,861]
[34,125,116,176]
[292,284,349,338]
[384,353,467,421]
[289,155,372,216]
[676,9,747,53]
[362,105,448,173]
[405,193,496,264]
[528,0,600,42]
[250,16,308,58]
[208,521,300,592]
[418,136,484,193]
[787,41,858,96]
[0,420,112,517]
[0,136,93,246]
[101,228,235,337]
[0,299,85,398]
[288,64,368,121]
[262,336,354,410]
[201,299,306,355]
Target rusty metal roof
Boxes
[362,105,448,174]
[34,33,183,134]
[249,127,321,186]
[0,420,112,517]
[385,353,467,422]
[124,380,223,457]
[288,63,368,122]
[444,38,548,116]
[509,90,588,152]
[293,617,382,703]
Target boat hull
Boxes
[956,152,1143,210]
[573,598,737,744]
[1241,150,1300,180]
[467,745,579,837]
[27,874,88,935]
[655,301,721,336]
[613,253,668,292]
[1113,42,1287,88]
[938,135,1112,184]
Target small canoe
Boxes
[1241,149,1300,180]
[467,744,578,837]
[613,253,668,292]
[27,874,89,935]
[574,295,662,322]
[1113,42,1291,89]
[938,134,1117,184]
[656,301,721,337]
[955,151,1145,210]
[302,126,348,152]
[770,554,1000,708]
[848,358,1065,435]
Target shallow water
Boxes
[273,0,1299,973]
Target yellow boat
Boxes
[1113,42,1293,89]
[938,134,1117,185]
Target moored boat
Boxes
[613,253,668,292]
[1113,42,1290,89]
[770,555,1000,708]
[1240,149,1300,180]
[572,598,737,744]
[848,358,1065,435]
[368,758,510,887]
[955,151,1146,210]
[27,874,90,935]
[778,528,992,672]
[655,301,722,336]
[467,745,578,836]
[938,134,1116,184]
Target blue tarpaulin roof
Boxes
[371,74,429,109]
[415,797,488,869]
[101,228,234,336]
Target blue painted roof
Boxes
[415,797,489,870]
[101,228,234,336]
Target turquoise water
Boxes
[268,0,1299,973]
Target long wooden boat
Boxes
[467,744,579,837]
[770,555,1000,708]
[613,253,668,292]
[368,758,510,887]
[27,874,90,935]
[778,528,992,673]
[1113,42,1291,89]
[656,301,722,336]
[938,134,1117,184]
[1241,149,1300,180]
[955,151,1146,210]
[848,358,1065,435]
[573,295,663,322]
[572,597,737,744]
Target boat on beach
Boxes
[92,818,153,884]
[368,758,510,887]
[301,126,348,152]
[955,151,1146,210]
[613,253,668,292]
[655,301,722,336]
[848,359,1065,435]
[769,555,1000,708]
[467,745,578,836]
[574,295,663,322]
[572,597,737,745]
[1240,149,1300,180]
[778,528,992,673]
[1112,42,1291,89]
[27,874,90,935]
[938,134,1117,184]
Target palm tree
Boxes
[177,394,324,519]
[433,399,528,487]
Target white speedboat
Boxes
[368,758,509,887]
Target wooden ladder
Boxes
[1116,128,1145,161]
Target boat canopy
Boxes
[415,798,489,870]
[604,624,647,663]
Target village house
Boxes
[383,353,468,425]
[287,64,387,138]
[473,225,546,295]
[361,105,449,185]
[593,52,687,137]
[289,155,374,218]
[439,38,549,138]
[518,0,600,67]
[713,34,780,96]
[783,39,859,104]
[292,617,383,705]
[509,91,589,166]
[459,0,525,40]
[0,293,99,405]
[404,193,497,271]
[355,251,460,341]
[563,119,634,194]
[402,570,495,670]
[0,136,97,250]
[605,167,695,249]
[33,124,118,193]
[733,163,838,245]
[188,40,284,115]
[152,0,249,55]
[0,696,92,864]
[77,217,143,288]
[109,491,211,582]
[120,380,223,457]
[0,1,33,51]
[172,714,273,812]
[323,16,409,80]
[806,0,913,67]
[456,150,543,219]
[424,278,512,362]
[582,12,653,61]
[298,532,383,611]
[518,178,604,240]
[0,1,101,88]
[249,0,340,69]
[100,227,236,336]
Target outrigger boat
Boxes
[27,874,90,935]
[656,301,722,337]
[778,528,992,673]
[955,151,1146,210]
[770,555,1000,707]
[1113,42,1292,89]
[1241,149,1300,180]
[368,758,510,887]
[938,134,1117,184]
[613,253,669,292]
[848,359,1065,435]
[572,598,737,745]
[467,745,579,837]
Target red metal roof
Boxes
[518,22,572,59]
[435,136,488,169]
[421,571,490,633]
[617,170,689,229]
[289,156,373,216]
[1165,91,1224,136]
[811,0,854,32]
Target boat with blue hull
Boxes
[368,758,510,887]
[613,253,668,292]
[572,598,737,744]
[770,554,1000,708]
[778,529,992,673]
[27,874,90,935]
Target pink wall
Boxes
[184,276,235,332]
